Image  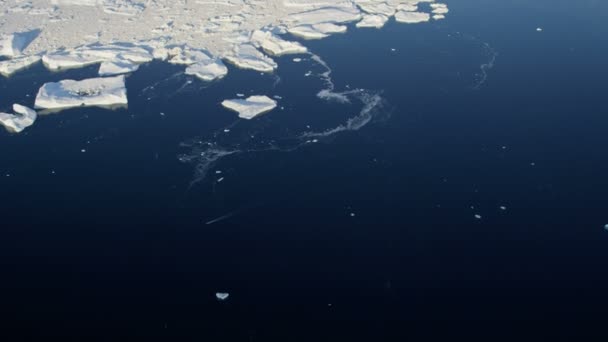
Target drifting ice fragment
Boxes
[474,214,482,220]
[185,58,228,81]
[221,95,277,120]
[0,104,37,133]
[216,292,229,301]
[395,11,430,24]
[35,75,128,111]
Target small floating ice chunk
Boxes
[216,292,229,301]
[185,58,228,81]
[0,104,37,133]
[433,14,446,20]
[474,214,482,220]
[293,58,302,62]
[394,11,430,24]
[430,3,449,15]
[221,95,277,120]
[500,206,507,211]
[536,27,543,32]
[35,75,128,111]
[604,224,608,231]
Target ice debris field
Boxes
[0,0,448,133]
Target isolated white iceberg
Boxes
[35,75,128,111]
[0,104,37,133]
[221,95,277,119]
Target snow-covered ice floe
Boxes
[221,95,277,120]
[0,104,37,133]
[35,75,128,111]
[216,292,230,301]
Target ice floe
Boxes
[215,292,230,301]
[250,30,308,56]
[185,59,229,82]
[221,95,277,119]
[395,11,431,24]
[0,104,37,133]
[35,75,128,111]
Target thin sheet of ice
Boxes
[35,75,128,110]
[221,95,277,119]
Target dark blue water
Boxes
[2,0,608,340]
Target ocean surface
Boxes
[1,0,608,340]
